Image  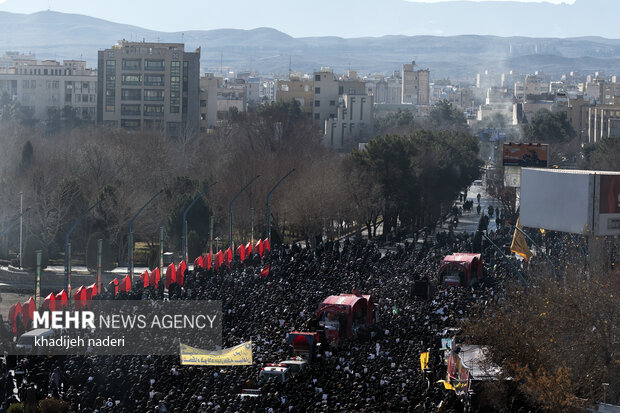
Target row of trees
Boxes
[0,99,481,267]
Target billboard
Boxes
[503,143,548,168]
[596,175,620,236]
[520,169,620,236]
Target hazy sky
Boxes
[0,0,580,37]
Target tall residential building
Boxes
[276,76,314,118]
[97,40,200,137]
[0,55,97,121]
[401,61,430,105]
[312,69,366,126]
[324,93,374,150]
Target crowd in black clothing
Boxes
[0,231,520,413]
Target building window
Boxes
[108,51,115,58]
[121,104,141,116]
[315,87,320,94]
[172,52,179,59]
[329,100,335,106]
[22,80,29,89]
[144,104,165,117]
[122,59,141,71]
[314,113,320,120]
[121,119,141,130]
[170,106,180,113]
[144,75,164,86]
[121,74,142,86]
[121,89,142,101]
[65,93,72,103]
[315,100,320,107]
[315,74,321,81]
[145,60,165,71]
[144,89,164,101]
[31,80,36,88]
[200,100,206,107]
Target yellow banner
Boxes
[180,341,253,366]
[511,218,533,261]
[420,351,429,371]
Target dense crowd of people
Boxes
[0,219,532,412]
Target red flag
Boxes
[194,255,203,269]
[177,260,187,286]
[120,275,132,292]
[21,297,35,329]
[9,302,22,334]
[215,250,224,270]
[245,242,253,256]
[259,265,270,277]
[43,293,56,312]
[255,239,264,258]
[139,270,150,288]
[86,283,98,300]
[236,244,246,262]
[55,289,69,309]
[224,247,233,265]
[166,262,176,288]
[150,267,161,287]
[74,286,86,310]
[263,238,271,252]
[108,278,119,296]
[206,252,212,270]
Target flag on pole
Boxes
[263,238,270,252]
[511,218,533,261]
[259,265,270,277]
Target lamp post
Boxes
[128,189,164,278]
[265,168,295,244]
[19,192,23,268]
[182,182,217,263]
[65,199,103,296]
[229,175,260,248]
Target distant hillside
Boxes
[2,10,620,79]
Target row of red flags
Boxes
[193,238,271,271]
[7,239,273,330]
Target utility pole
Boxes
[19,192,23,268]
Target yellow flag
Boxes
[180,341,253,366]
[539,228,546,234]
[511,218,533,261]
[420,351,429,371]
[437,380,455,391]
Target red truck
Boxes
[439,253,484,287]
[316,292,375,344]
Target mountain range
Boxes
[2,8,620,80]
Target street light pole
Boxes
[266,169,295,244]
[19,192,23,268]
[128,189,164,278]
[229,175,260,248]
[182,182,217,263]
[65,198,104,296]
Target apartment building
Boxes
[401,61,430,105]
[0,54,97,121]
[588,105,620,143]
[275,76,314,118]
[324,93,374,150]
[312,69,366,125]
[97,40,200,137]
